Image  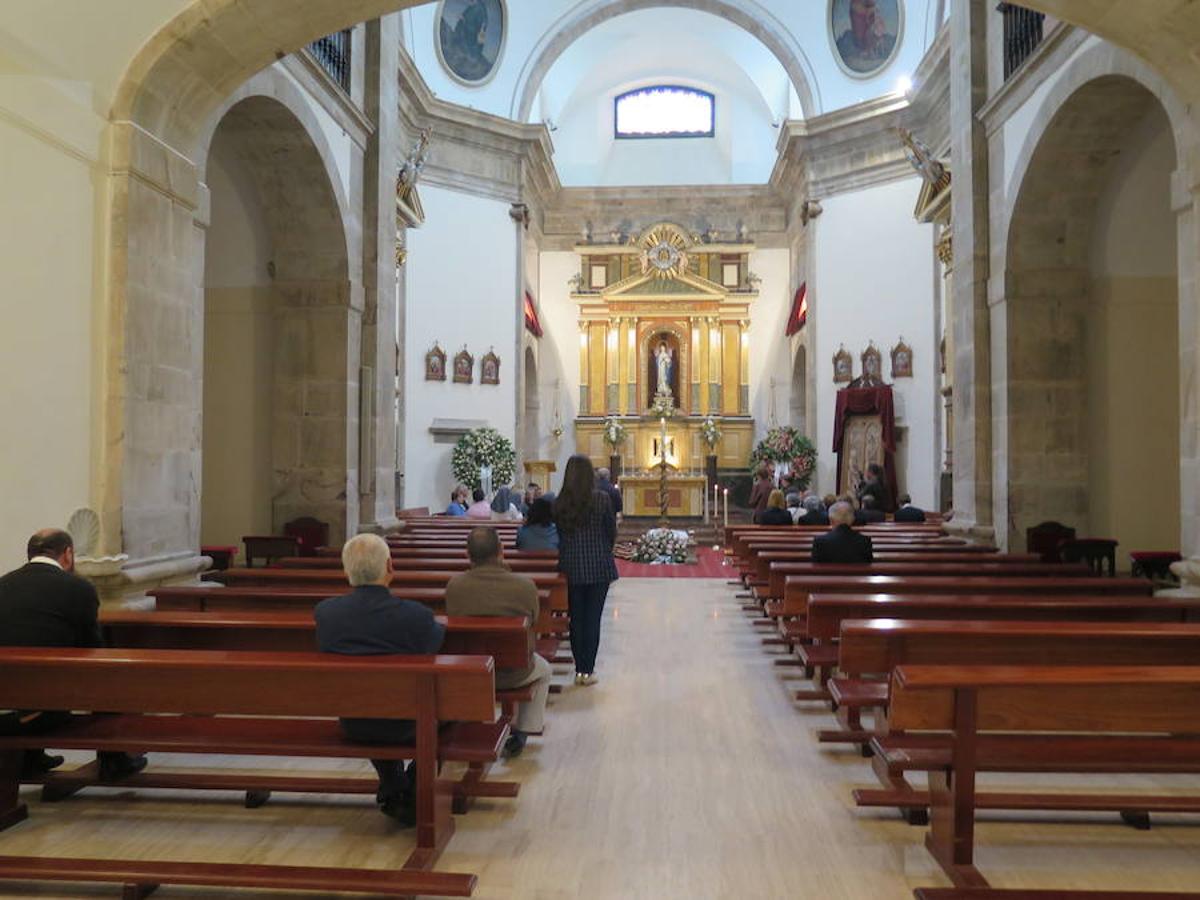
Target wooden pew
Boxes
[151,584,569,663]
[0,647,502,897]
[750,550,1040,589]
[759,561,1088,604]
[888,664,1200,892]
[322,547,558,560]
[826,619,1200,810]
[98,610,531,812]
[279,556,558,573]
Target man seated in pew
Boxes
[0,528,147,780]
[446,528,551,758]
[811,502,874,564]
[315,533,446,826]
[893,493,926,523]
[795,493,831,526]
[854,495,886,525]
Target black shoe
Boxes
[98,752,147,780]
[504,730,528,758]
[378,792,417,827]
[20,751,64,778]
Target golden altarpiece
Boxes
[572,223,756,516]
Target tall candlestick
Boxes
[723,488,729,527]
[703,480,709,523]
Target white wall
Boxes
[535,252,583,484]
[0,1,189,568]
[405,185,518,510]
[746,249,796,435]
[812,176,937,506]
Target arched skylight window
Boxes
[614,86,715,139]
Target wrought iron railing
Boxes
[998,3,1046,80]
[306,30,352,92]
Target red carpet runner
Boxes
[615,546,730,578]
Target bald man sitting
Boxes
[445,527,552,757]
[0,528,147,779]
[315,533,445,827]
[810,501,874,564]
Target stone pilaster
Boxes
[357,15,402,532]
[948,0,995,543]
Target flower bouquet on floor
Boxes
[631,528,690,564]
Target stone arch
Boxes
[789,345,807,435]
[997,57,1187,556]
[508,0,819,122]
[197,90,356,560]
[522,345,541,465]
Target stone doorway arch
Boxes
[199,90,355,555]
[998,72,1184,557]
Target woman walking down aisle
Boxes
[554,454,618,686]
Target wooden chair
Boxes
[241,535,299,568]
[1060,537,1118,576]
[1130,550,1182,582]
[283,517,329,556]
[1025,520,1075,562]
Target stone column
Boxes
[511,203,529,468]
[357,15,402,533]
[948,0,994,543]
[1174,166,1200,560]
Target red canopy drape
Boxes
[524,291,543,337]
[832,385,899,507]
[785,283,808,336]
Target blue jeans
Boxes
[568,581,611,675]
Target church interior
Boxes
[2,0,1200,896]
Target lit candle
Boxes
[723,488,729,527]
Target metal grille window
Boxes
[998,3,1046,81]
[614,86,715,139]
[307,29,352,92]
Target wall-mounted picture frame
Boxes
[425,342,446,381]
[829,0,903,79]
[861,341,883,381]
[435,0,506,87]
[891,338,913,378]
[453,347,474,384]
[481,349,500,385]
[833,344,853,383]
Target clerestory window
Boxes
[614,86,715,139]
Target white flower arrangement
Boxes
[632,528,690,564]
[602,416,628,449]
[699,416,722,450]
[451,427,516,490]
[649,389,676,419]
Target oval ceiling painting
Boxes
[829,0,904,78]
[436,0,506,86]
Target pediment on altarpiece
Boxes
[601,268,729,302]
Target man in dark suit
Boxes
[596,467,623,516]
[0,528,147,779]
[854,495,886,525]
[893,494,927,522]
[811,502,874,564]
[315,533,445,826]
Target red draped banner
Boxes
[832,385,899,507]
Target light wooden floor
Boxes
[4,577,1200,898]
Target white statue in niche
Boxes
[653,340,677,406]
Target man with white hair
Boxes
[314,533,445,826]
[810,501,874,564]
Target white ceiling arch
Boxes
[508,0,821,123]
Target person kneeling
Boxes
[315,534,446,826]
[446,527,551,757]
